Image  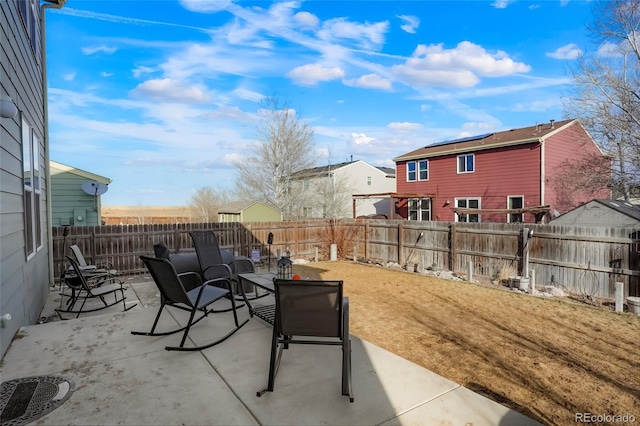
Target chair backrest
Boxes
[274,279,343,338]
[70,244,89,267]
[189,230,226,278]
[140,256,192,307]
[64,256,91,291]
[153,241,170,259]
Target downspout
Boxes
[41,0,66,286]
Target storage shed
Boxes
[50,161,111,226]
[550,199,640,228]
[217,201,282,223]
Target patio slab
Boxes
[0,284,543,425]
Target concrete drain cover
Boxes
[0,376,75,426]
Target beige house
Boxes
[218,201,283,223]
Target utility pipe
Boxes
[41,0,67,287]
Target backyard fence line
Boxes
[52,220,640,299]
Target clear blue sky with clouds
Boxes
[45,0,595,206]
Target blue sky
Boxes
[46,0,595,206]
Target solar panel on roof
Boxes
[427,133,494,148]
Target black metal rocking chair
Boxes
[56,256,135,319]
[257,279,354,402]
[131,256,249,351]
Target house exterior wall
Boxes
[396,143,541,222]
[298,161,396,219]
[543,122,611,214]
[336,161,396,217]
[551,201,640,228]
[1,1,50,358]
[50,163,106,226]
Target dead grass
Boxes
[293,261,640,426]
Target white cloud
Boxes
[179,0,231,13]
[343,74,392,90]
[397,15,419,34]
[287,63,345,86]
[62,72,76,82]
[316,148,330,158]
[317,18,389,50]
[597,41,622,57]
[132,66,156,78]
[130,78,211,103]
[491,0,515,8]
[100,71,113,77]
[224,152,244,166]
[82,45,117,55]
[351,133,375,145]
[294,11,319,28]
[231,87,264,102]
[387,122,423,132]
[392,41,530,88]
[511,98,561,112]
[420,104,432,111]
[546,43,582,59]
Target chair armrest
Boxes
[342,297,350,338]
[228,258,255,275]
[202,263,233,280]
[203,277,233,292]
[178,271,202,292]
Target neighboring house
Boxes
[393,119,611,223]
[50,160,111,226]
[292,160,396,219]
[551,199,640,228]
[218,201,283,223]
[1,0,65,358]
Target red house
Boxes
[392,119,611,223]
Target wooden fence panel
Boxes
[52,220,640,298]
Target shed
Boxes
[217,201,282,223]
[50,161,111,226]
[550,199,640,228]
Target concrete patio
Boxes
[0,278,542,425]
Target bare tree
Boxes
[190,186,229,223]
[234,97,315,218]
[564,0,640,200]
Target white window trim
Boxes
[457,153,475,174]
[418,160,429,181]
[507,195,525,223]
[408,198,432,221]
[454,197,481,223]
[22,117,44,260]
[406,161,417,182]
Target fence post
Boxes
[174,226,180,252]
[364,221,370,259]
[90,231,96,264]
[398,222,404,266]
[449,223,457,271]
[520,228,531,278]
[615,282,624,312]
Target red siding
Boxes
[397,143,541,222]
[544,122,611,214]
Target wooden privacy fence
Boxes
[52,220,640,299]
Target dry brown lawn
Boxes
[292,261,640,426]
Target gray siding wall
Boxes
[1,2,50,358]
[50,166,102,226]
[552,202,640,228]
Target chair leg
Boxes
[257,326,282,396]
[178,307,199,348]
[342,338,354,402]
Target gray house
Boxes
[551,199,640,228]
[50,160,111,226]
[1,0,65,358]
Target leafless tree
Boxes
[189,186,229,223]
[234,96,315,218]
[563,0,640,200]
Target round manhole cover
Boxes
[0,376,75,426]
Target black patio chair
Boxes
[131,256,248,351]
[68,244,119,287]
[56,256,135,319]
[189,230,258,304]
[257,279,354,402]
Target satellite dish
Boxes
[81,181,109,196]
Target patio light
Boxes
[0,95,18,119]
[277,254,293,280]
